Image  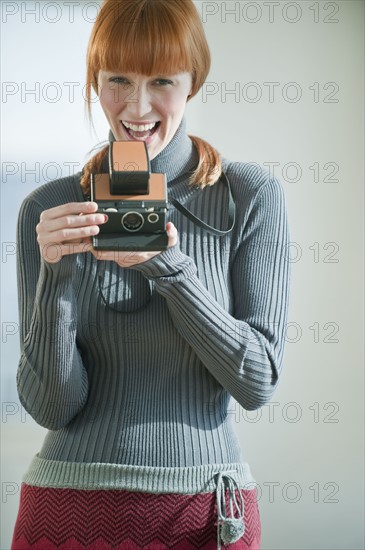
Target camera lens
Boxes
[122,211,144,232]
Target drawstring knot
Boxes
[214,469,245,549]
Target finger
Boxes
[39,212,108,234]
[39,201,99,222]
[38,223,101,247]
[166,222,177,235]
[166,222,178,247]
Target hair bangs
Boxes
[91,1,195,84]
[102,27,193,77]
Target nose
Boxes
[125,82,152,119]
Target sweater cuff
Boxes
[133,242,197,282]
[40,254,77,280]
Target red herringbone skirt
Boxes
[11,482,261,549]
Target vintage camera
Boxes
[90,140,168,251]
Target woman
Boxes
[11,0,291,548]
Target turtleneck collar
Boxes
[108,116,198,185]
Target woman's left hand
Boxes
[86,222,178,268]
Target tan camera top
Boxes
[112,141,149,173]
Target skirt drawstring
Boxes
[214,469,245,549]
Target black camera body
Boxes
[90,140,168,251]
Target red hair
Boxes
[81,0,221,194]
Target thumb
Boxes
[166,222,178,247]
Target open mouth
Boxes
[121,121,161,140]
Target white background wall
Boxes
[1,1,364,548]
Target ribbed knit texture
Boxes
[21,454,255,492]
[16,116,291,467]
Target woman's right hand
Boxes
[36,201,107,264]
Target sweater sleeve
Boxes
[133,177,291,410]
[16,197,89,430]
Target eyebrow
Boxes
[102,70,180,78]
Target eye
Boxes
[109,77,130,85]
[154,78,173,86]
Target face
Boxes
[97,70,193,160]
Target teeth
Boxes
[122,121,157,132]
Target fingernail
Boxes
[103,214,108,222]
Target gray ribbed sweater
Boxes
[16,117,291,468]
